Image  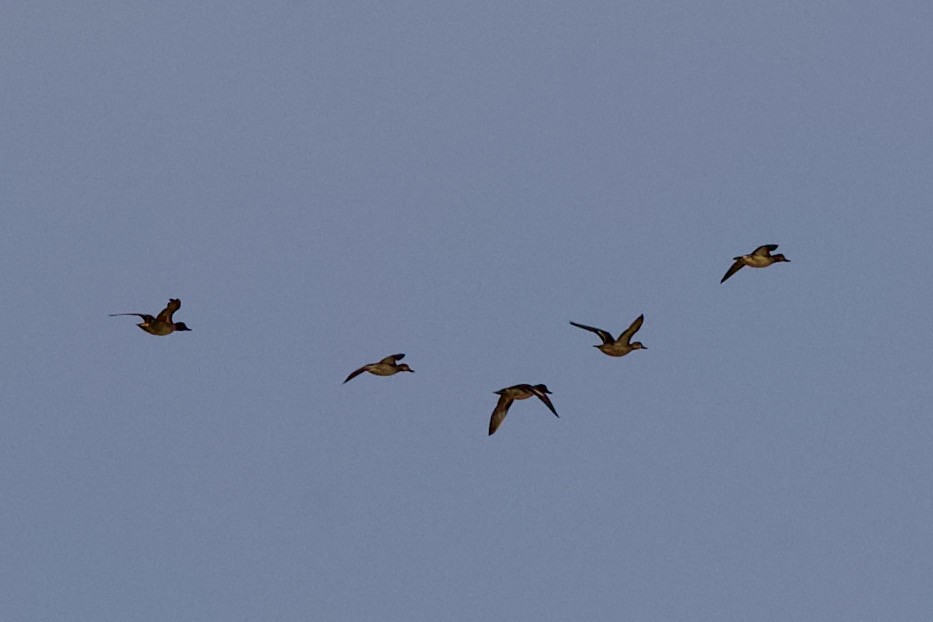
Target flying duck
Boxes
[489,384,559,435]
[109,298,191,336]
[343,353,414,384]
[721,244,790,283]
[569,314,647,357]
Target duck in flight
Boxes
[343,353,414,384]
[489,384,559,436]
[109,298,191,336]
[569,314,647,357]
[721,244,790,283]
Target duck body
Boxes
[596,342,640,357]
[137,318,178,336]
[569,314,646,357]
[110,298,191,336]
[721,244,790,283]
[489,383,559,435]
[343,353,414,384]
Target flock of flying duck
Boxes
[111,244,790,435]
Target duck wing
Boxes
[531,387,559,418]
[720,259,744,283]
[751,244,779,257]
[109,312,156,322]
[156,298,182,323]
[617,314,644,344]
[343,365,370,384]
[569,321,614,344]
[489,395,514,435]
[379,353,405,365]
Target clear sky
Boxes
[3,1,933,620]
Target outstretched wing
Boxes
[343,365,369,384]
[569,321,614,344]
[156,298,181,323]
[720,260,744,284]
[617,314,644,343]
[532,388,559,418]
[379,353,405,364]
[489,395,513,435]
[109,312,155,322]
[751,244,779,257]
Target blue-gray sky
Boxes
[3,2,933,620]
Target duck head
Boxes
[174,322,192,331]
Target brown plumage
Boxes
[721,244,790,283]
[569,314,647,357]
[489,384,559,436]
[343,353,414,384]
[109,298,191,336]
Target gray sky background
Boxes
[3,2,933,620]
